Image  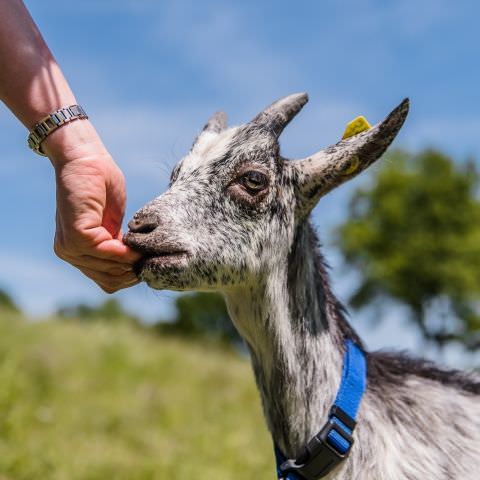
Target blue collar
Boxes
[275,339,367,480]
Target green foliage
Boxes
[0,288,19,313]
[337,149,480,350]
[0,310,272,479]
[156,293,242,345]
[57,298,141,326]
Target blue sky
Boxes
[1,0,479,365]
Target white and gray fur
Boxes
[125,94,480,479]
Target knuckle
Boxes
[99,283,117,294]
[98,278,122,294]
[54,236,84,259]
[53,241,66,259]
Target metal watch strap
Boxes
[27,105,88,156]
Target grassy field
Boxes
[0,310,273,479]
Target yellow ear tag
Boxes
[342,116,372,139]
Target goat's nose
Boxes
[127,214,159,234]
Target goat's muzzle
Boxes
[123,217,191,277]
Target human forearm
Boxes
[0,0,77,129]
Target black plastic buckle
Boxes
[279,406,355,480]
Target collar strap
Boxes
[276,339,367,480]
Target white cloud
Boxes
[152,2,302,104]
[93,105,201,179]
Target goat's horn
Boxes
[251,92,309,136]
[192,111,228,150]
[293,98,410,213]
[202,111,227,134]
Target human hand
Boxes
[43,121,141,293]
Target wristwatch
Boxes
[27,105,88,156]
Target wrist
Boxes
[42,119,109,169]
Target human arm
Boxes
[0,0,140,292]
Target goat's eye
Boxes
[239,171,268,193]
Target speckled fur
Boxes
[125,94,480,479]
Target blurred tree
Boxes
[56,294,240,346]
[336,149,480,350]
[57,298,140,326]
[0,288,20,313]
[156,292,242,345]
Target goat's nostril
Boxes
[128,217,158,234]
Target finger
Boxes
[76,266,138,284]
[104,167,127,237]
[103,200,125,238]
[76,266,140,293]
[66,255,134,276]
[90,239,142,263]
[96,278,140,294]
[98,278,140,294]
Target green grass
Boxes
[0,310,273,479]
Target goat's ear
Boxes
[192,111,227,149]
[251,92,309,136]
[292,98,409,215]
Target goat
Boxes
[124,94,480,479]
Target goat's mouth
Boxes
[123,233,191,276]
[139,251,190,269]
[133,251,191,279]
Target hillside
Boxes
[0,310,273,480]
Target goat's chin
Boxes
[136,255,203,291]
[135,253,249,291]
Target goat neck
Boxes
[224,220,358,457]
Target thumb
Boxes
[103,165,127,237]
